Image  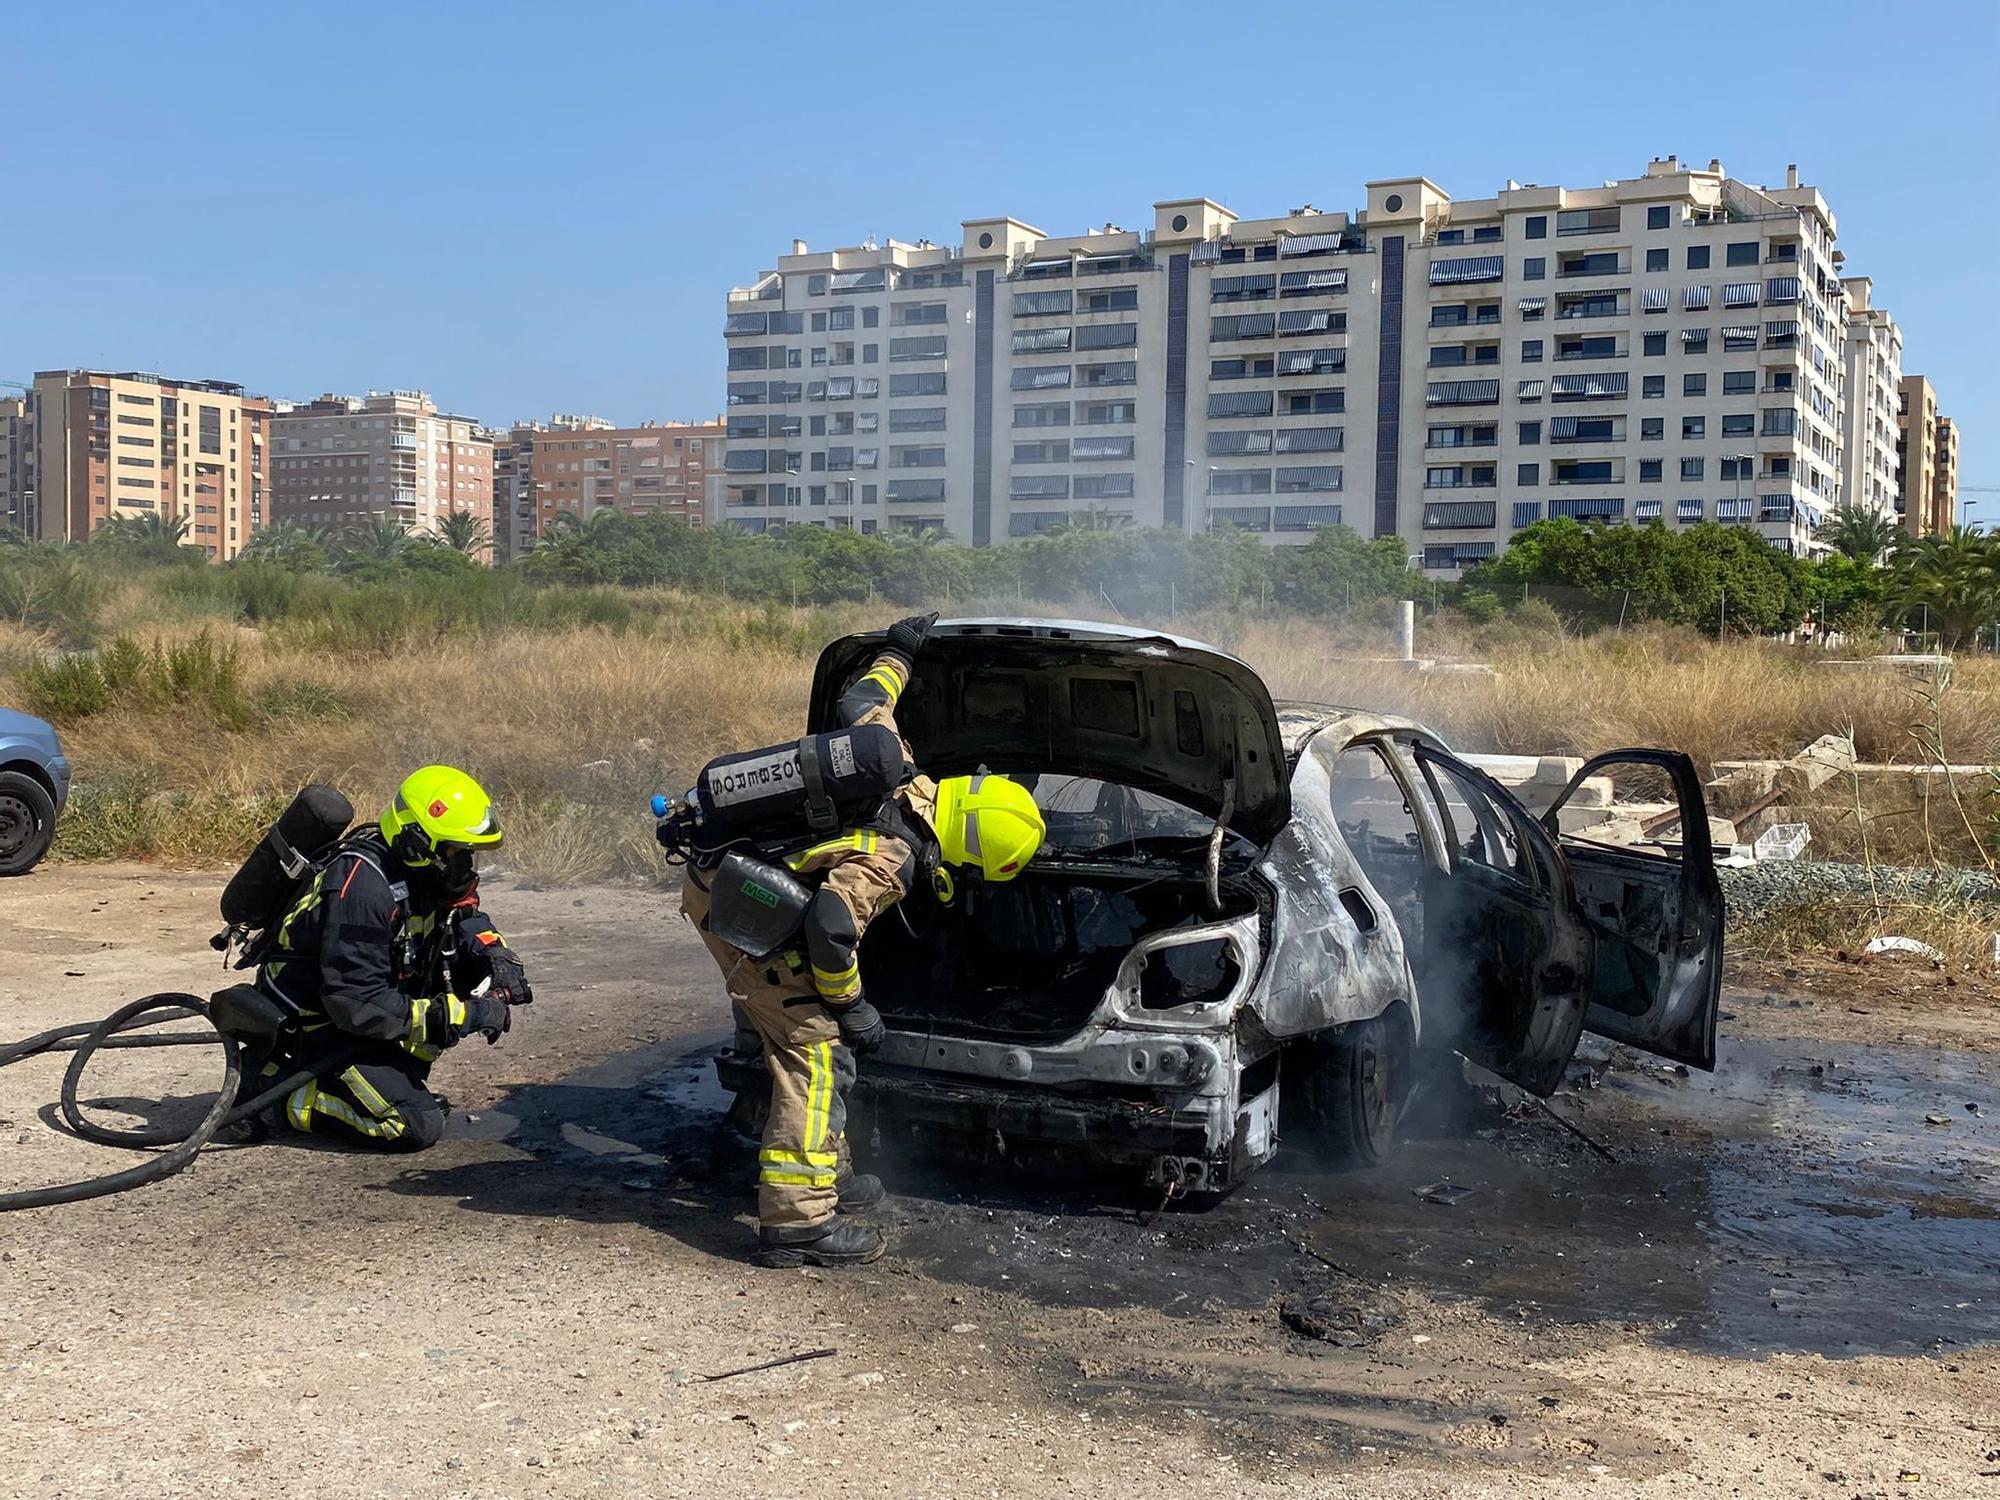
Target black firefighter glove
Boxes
[428,991,511,1047]
[833,997,887,1056]
[885,612,938,660]
[484,945,534,1009]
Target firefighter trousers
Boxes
[684,875,865,1231]
[279,1041,448,1152]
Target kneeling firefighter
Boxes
[245,766,532,1151]
[659,614,1046,1267]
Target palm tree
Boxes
[1818,505,1903,563]
[242,519,330,569]
[1887,526,2000,647]
[335,512,413,570]
[434,509,493,558]
[96,510,192,547]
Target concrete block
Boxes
[1780,733,1856,798]
[1535,755,1584,786]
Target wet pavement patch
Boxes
[456,1020,1999,1362]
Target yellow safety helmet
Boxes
[380,765,503,866]
[934,774,1044,882]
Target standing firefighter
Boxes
[252,766,532,1150]
[662,614,1046,1267]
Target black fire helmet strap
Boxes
[795,735,840,834]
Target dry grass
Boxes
[12,599,2000,886]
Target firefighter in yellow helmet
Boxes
[254,766,531,1150]
[677,614,1046,1267]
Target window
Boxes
[1721,413,1754,437]
[862,307,879,328]
[1641,417,1664,439]
[1639,458,1663,482]
[863,344,878,364]
[1431,346,1469,367]
[1079,287,1139,313]
[1725,242,1759,267]
[1646,248,1669,272]
[1686,244,1711,270]
[1210,355,1275,380]
[1014,289,1073,317]
[1557,207,1620,236]
[1521,339,1543,363]
[1523,257,1546,280]
[1647,205,1672,230]
[1722,370,1756,395]
[1013,402,1069,428]
[1643,332,1667,356]
[809,415,827,437]
[1682,416,1705,439]
[1284,389,1344,415]
[1681,457,1705,480]
[1684,373,1707,397]
[890,372,947,397]
[1513,501,1543,527]
[826,309,854,332]
[1524,215,1547,239]
[1518,421,1541,445]
[1719,456,1752,479]
[811,312,827,333]
[1517,463,1539,486]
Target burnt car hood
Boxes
[808,618,1291,845]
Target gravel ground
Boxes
[3,865,1998,1499]
[1719,858,2000,923]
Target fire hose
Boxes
[0,991,363,1212]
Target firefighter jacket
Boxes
[260,829,517,1058]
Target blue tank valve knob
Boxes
[650,794,670,819]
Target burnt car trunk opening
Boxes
[862,856,1266,1045]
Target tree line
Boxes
[0,503,1984,645]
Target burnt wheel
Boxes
[1287,1012,1407,1167]
[0,771,57,877]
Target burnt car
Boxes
[716,619,1723,1200]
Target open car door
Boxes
[1406,746,1595,1097]
[1541,751,1724,1071]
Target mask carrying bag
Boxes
[705,850,813,958]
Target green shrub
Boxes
[15,653,113,718]
[11,629,248,726]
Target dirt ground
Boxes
[3,865,1997,1500]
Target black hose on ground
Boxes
[0,992,362,1212]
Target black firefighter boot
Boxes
[835,1171,887,1214]
[757,1217,887,1268]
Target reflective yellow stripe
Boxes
[407,996,429,1047]
[286,1082,317,1132]
[811,961,859,990]
[760,1147,838,1168]
[803,1040,833,1152]
[759,1170,839,1187]
[312,1092,405,1140]
[861,667,904,701]
[341,1067,396,1121]
[875,654,908,689]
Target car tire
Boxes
[0,771,57,877]
[1287,1013,1407,1168]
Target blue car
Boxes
[0,707,70,875]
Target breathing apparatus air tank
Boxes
[660,723,907,855]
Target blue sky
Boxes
[4,0,1995,496]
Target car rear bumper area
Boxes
[713,1049,1265,1196]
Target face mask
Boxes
[437,844,479,901]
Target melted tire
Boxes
[1287,1014,1405,1168]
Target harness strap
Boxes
[796,735,839,834]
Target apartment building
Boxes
[1,397,26,537]
[725,158,1855,565]
[528,417,722,537]
[268,391,492,537]
[1840,278,1903,523]
[489,420,552,562]
[1933,414,1960,533]
[22,370,271,559]
[1896,376,1946,534]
